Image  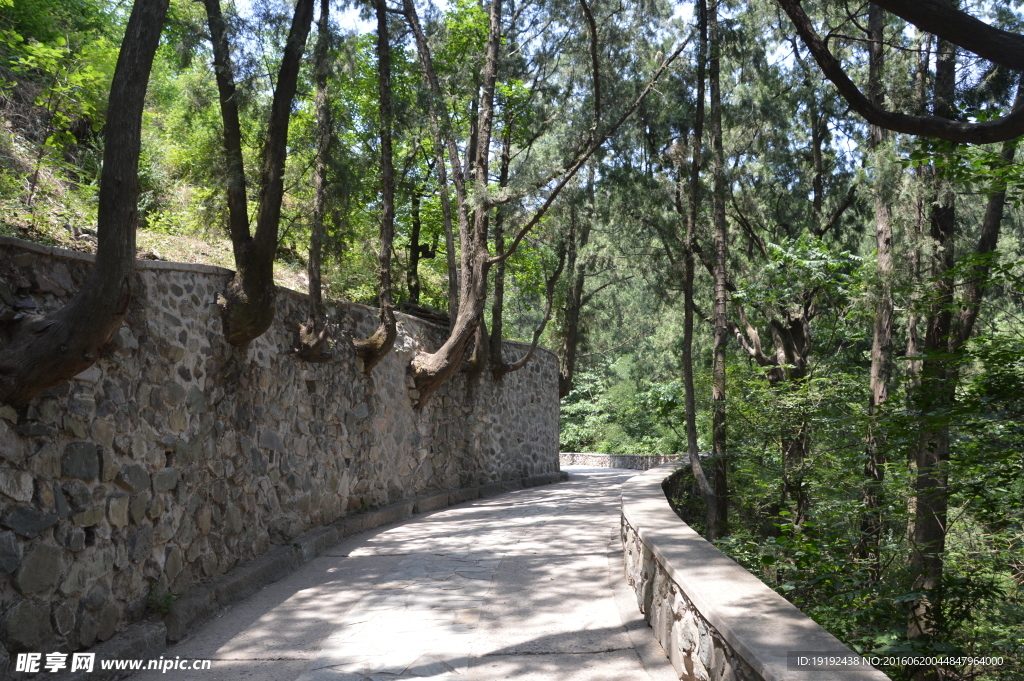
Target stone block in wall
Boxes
[13,543,63,595]
[62,442,100,480]
[60,547,114,595]
[107,495,129,528]
[72,505,104,528]
[129,493,149,525]
[0,531,19,573]
[0,467,33,501]
[115,464,150,494]
[152,468,179,493]
[3,599,52,651]
[259,429,286,454]
[99,449,118,482]
[0,418,26,466]
[1,504,58,538]
[127,525,154,564]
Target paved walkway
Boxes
[130,468,675,681]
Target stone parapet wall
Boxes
[0,235,560,665]
[560,452,682,470]
[621,465,889,681]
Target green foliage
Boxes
[147,585,177,615]
[732,236,862,310]
[559,360,684,457]
[905,135,1024,204]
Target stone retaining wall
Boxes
[560,452,681,470]
[621,465,889,681]
[0,235,560,668]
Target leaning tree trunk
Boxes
[294,0,332,363]
[904,34,932,400]
[0,0,169,407]
[353,0,398,373]
[204,0,315,347]
[492,231,565,380]
[709,0,730,533]
[402,0,681,406]
[407,0,502,407]
[860,2,893,576]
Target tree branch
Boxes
[776,0,1024,143]
[870,0,1024,72]
[489,40,689,265]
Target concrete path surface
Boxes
[129,467,675,681]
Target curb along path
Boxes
[127,468,674,681]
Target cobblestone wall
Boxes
[621,465,889,681]
[0,236,559,662]
[560,452,682,470]
[622,519,759,681]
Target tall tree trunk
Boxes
[294,0,332,363]
[443,187,459,330]
[909,32,957,653]
[489,128,513,374]
[810,103,824,235]
[423,130,459,327]
[204,0,315,346]
[779,414,811,523]
[559,201,591,398]
[905,35,933,398]
[0,0,170,407]
[684,0,718,539]
[913,85,1020,644]
[709,0,730,532]
[402,0,680,405]
[860,2,892,575]
[407,0,502,407]
[402,0,469,336]
[408,191,422,304]
[487,123,563,381]
[463,315,489,382]
[353,0,398,373]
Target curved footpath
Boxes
[129,467,676,681]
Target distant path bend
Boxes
[129,467,675,681]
